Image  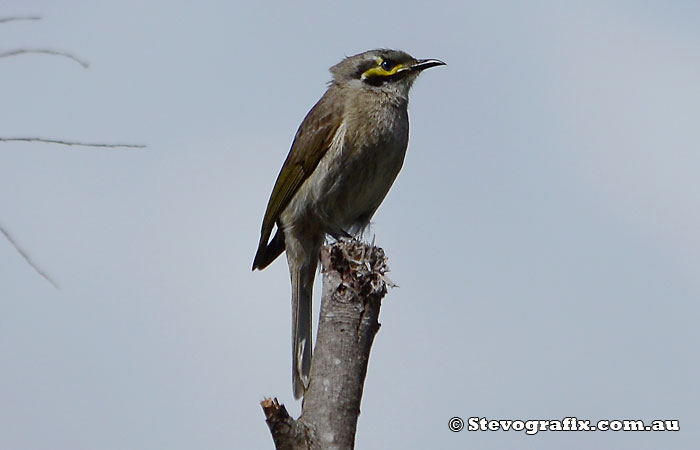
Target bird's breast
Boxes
[283,105,409,235]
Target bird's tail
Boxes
[291,272,313,399]
[288,240,319,399]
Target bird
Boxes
[252,49,444,399]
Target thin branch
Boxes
[1,14,140,290]
[261,398,310,450]
[0,137,146,149]
[262,239,390,449]
[0,16,41,24]
[0,48,90,68]
[0,222,59,289]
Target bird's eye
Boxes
[381,59,395,71]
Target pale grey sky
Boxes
[1,1,698,449]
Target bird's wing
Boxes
[253,91,343,269]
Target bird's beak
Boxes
[409,58,446,72]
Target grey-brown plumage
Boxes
[253,49,444,399]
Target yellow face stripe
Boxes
[361,57,406,80]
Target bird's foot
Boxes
[329,229,353,241]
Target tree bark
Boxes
[262,239,391,450]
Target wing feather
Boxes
[252,90,343,269]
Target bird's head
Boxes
[329,49,445,99]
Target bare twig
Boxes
[1,14,143,289]
[0,138,146,149]
[261,398,310,450]
[0,48,90,68]
[0,222,59,289]
[0,16,41,24]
